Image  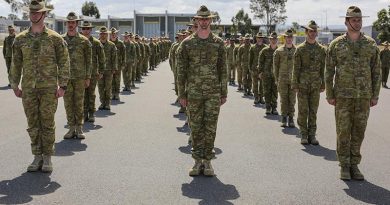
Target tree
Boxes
[82,1,100,19]
[231,9,253,35]
[373,6,390,43]
[291,21,300,33]
[8,13,19,20]
[249,0,288,34]
[3,0,53,13]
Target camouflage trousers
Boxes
[143,58,149,73]
[112,70,122,95]
[188,96,221,160]
[173,70,178,96]
[263,74,278,109]
[242,64,252,90]
[136,62,142,79]
[22,88,57,156]
[98,71,113,106]
[64,79,85,127]
[278,83,296,117]
[132,62,137,83]
[335,98,370,167]
[252,72,264,98]
[150,55,155,68]
[5,57,11,83]
[236,65,243,85]
[227,62,235,82]
[382,66,389,83]
[123,63,133,88]
[84,77,98,114]
[297,85,320,137]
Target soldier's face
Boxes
[8,29,15,35]
[81,28,91,36]
[256,37,263,44]
[346,17,362,32]
[66,21,77,32]
[100,33,108,41]
[285,36,293,45]
[197,18,211,30]
[111,33,118,41]
[29,11,45,24]
[306,29,317,40]
[270,38,278,46]
[245,39,250,44]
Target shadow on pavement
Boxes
[182,176,240,205]
[253,103,265,109]
[344,180,390,205]
[281,127,299,136]
[83,123,103,133]
[0,172,60,204]
[264,114,279,121]
[95,110,116,118]
[173,113,187,121]
[176,123,190,133]
[120,91,134,95]
[0,86,11,90]
[54,139,87,156]
[111,100,125,106]
[301,145,337,161]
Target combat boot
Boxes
[64,126,75,139]
[288,117,295,128]
[340,166,351,180]
[309,135,319,145]
[189,159,203,176]
[75,126,86,139]
[84,111,89,122]
[88,112,95,122]
[300,134,309,145]
[350,165,364,180]
[272,108,279,115]
[41,155,53,173]
[203,160,215,176]
[179,106,186,113]
[27,155,43,172]
[98,104,105,110]
[248,90,253,96]
[237,85,243,91]
[116,93,120,101]
[281,116,287,127]
[104,105,111,110]
[259,97,265,104]
[265,106,272,115]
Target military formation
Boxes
[1,1,387,182]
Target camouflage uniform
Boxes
[3,31,15,84]
[169,41,180,95]
[149,40,156,69]
[10,26,70,155]
[131,38,140,86]
[249,42,266,103]
[238,40,252,95]
[326,33,381,167]
[380,45,390,86]
[98,39,117,109]
[235,43,244,89]
[143,41,150,74]
[225,42,235,84]
[292,40,326,141]
[123,36,136,90]
[274,44,296,121]
[258,45,278,112]
[63,32,92,128]
[176,33,227,161]
[111,38,126,99]
[136,37,145,80]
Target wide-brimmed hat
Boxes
[244,33,251,40]
[121,31,130,36]
[110,27,119,34]
[382,41,390,46]
[255,32,266,38]
[80,21,94,28]
[301,20,319,31]
[66,12,81,22]
[24,0,52,12]
[8,25,15,30]
[341,6,369,18]
[135,34,140,39]
[268,32,278,39]
[193,5,217,19]
[282,29,294,37]
[96,26,110,34]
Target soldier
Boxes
[9,0,70,172]
[292,20,326,145]
[122,32,136,92]
[226,38,235,85]
[110,27,126,101]
[273,29,296,127]
[143,37,150,75]
[97,26,118,110]
[130,33,140,88]
[169,32,183,98]
[3,25,16,87]
[149,37,156,70]
[235,37,244,90]
[325,6,381,180]
[238,34,253,96]
[81,21,106,123]
[135,34,145,82]
[380,41,390,88]
[250,32,266,104]
[176,5,227,177]
[62,12,92,140]
[258,32,279,115]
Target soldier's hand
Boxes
[56,87,66,98]
[220,97,227,106]
[370,99,378,107]
[179,98,188,108]
[259,73,263,79]
[98,74,103,79]
[327,99,336,106]
[13,87,22,98]
[85,79,90,88]
[320,88,325,93]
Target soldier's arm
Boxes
[113,46,118,71]
[291,49,301,89]
[371,46,382,99]
[249,47,254,70]
[176,43,188,99]
[122,43,126,69]
[273,50,280,82]
[325,45,336,99]
[2,39,6,58]
[257,49,265,74]
[85,40,92,79]
[218,42,228,98]
[320,47,326,90]
[9,38,22,89]
[56,38,70,87]
[98,43,106,73]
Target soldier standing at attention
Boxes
[110,27,125,101]
[258,32,279,115]
[326,6,381,180]
[226,38,235,86]
[273,29,296,127]
[62,12,92,140]
[292,20,326,145]
[235,37,244,90]
[122,32,136,92]
[177,5,227,177]
[3,25,16,87]
[81,21,106,123]
[250,32,266,105]
[380,41,390,88]
[9,0,70,172]
[130,33,140,88]
[239,34,253,96]
[97,27,117,110]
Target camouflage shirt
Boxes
[88,36,106,76]
[292,41,326,89]
[169,42,180,72]
[124,41,136,66]
[10,26,70,89]
[63,32,92,80]
[273,44,296,84]
[3,35,15,58]
[380,48,390,68]
[112,39,126,70]
[258,45,278,75]
[238,43,251,67]
[250,43,266,73]
[100,40,118,71]
[225,44,235,65]
[325,33,381,99]
[176,33,228,99]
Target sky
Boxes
[1,0,389,27]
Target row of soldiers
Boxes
[6,1,171,173]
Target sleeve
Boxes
[371,45,382,99]
[121,43,126,69]
[291,48,301,89]
[56,38,70,87]
[85,40,92,79]
[249,47,254,70]
[273,50,280,82]
[320,47,326,90]
[98,43,106,73]
[113,45,118,71]
[176,42,189,99]
[218,42,228,97]
[2,38,6,58]
[325,44,336,99]
[9,38,22,89]
[257,49,265,73]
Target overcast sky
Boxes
[1,0,389,27]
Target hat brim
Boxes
[80,26,94,28]
[65,18,82,22]
[340,15,369,18]
[96,31,111,34]
[301,25,320,31]
[255,35,266,38]
[193,14,217,19]
[24,7,53,13]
